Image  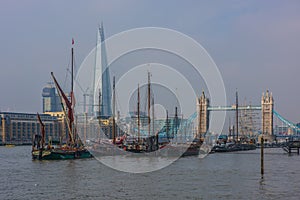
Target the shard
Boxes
[93,23,112,118]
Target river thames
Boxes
[1,146,299,200]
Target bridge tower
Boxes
[1,115,6,143]
[261,90,274,140]
[197,91,209,139]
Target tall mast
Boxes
[152,97,154,132]
[229,116,231,137]
[148,71,151,137]
[166,110,169,139]
[71,39,74,96]
[37,113,45,149]
[98,89,101,139]
[112,76,116,144]
[236,89,239,142]
[198,96,201,139]
[98,89,101,118]
[175,107,178,141]
[71,38,75,143]
[137,84,140,144]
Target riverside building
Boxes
[0,112,60,145]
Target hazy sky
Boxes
[1,1,300,122]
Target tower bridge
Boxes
[197,90,275,141]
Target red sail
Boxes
[51,72,74,123]
[51,72,74,144]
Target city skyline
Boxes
[0,1,300,123]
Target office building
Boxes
[0,112,60,145]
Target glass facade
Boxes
[42,84,62,113]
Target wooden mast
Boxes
[175,107,178,140]
[112,76,116,144]
[137,84,140,144]
[50,39,75,146]
[166,110,169,140]
[37,113,45,149]
[71,41,74,97]
[152,96,155,134]
[148,71,151,137]
[71,39,74,143]
[229,116,231,139]
[236,90,239,142]
[98,89,101,139]
[36,113,45,159]
[198,92,202,140]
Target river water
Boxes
[1,146,299,200]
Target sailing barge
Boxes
[90,72,202,156]
[32,40,92,160]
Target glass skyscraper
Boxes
[93,23,112,118]
[42,83,62,113]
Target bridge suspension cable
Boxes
[273,110,300,134]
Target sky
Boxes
[0,0,300,123]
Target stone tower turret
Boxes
[261,90,274,138]
[197,91,209,139]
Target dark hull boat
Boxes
[211,143,256,153]
[158,140,202,157]
[32,147,92,160]
[87,139,126,156]
[32,40,92,160]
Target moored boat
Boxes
[211,142,256,153]
[32,39,92,160]
[32,146,92,160]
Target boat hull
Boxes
[32,149,92,160]
[211,143,256,153]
